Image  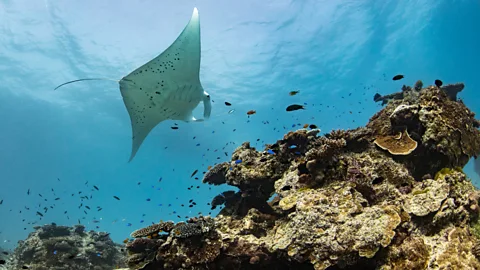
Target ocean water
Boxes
[0,0,479,252]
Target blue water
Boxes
[1,0,479,250]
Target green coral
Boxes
[434,167,463,180]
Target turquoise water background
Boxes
[1,0,479,250]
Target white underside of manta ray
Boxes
[54,7,211,162]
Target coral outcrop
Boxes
[126,82,480,269]
[4,224,126,270]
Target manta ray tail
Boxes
[54,78,119,90]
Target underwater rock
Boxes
[127,81,480,269]
[4,224,126,270]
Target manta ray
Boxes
[54,7,211,162]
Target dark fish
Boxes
[289,90,299,96]
[27,189,30,195]
[54,197,60,201]
[434,79,443,87]
[373,93,382,102]
[113,196,120,200]
[191,169,198,178]
[171,126,179,130]
[36,211,43,217]
[0,199,2,205]
[247,110,256,115]
[2,251,8,255]
[309,124,318,129]
[286,104,305,112]
[224,102,232,106]
[392,74,404,81]
[22,266,30,269]
[93,185,99,190]
[0,259,5,265]
[85,206,90,210]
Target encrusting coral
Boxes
[126,81,480,270]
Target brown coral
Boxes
[130,221,175,238]
[374,130,417,155]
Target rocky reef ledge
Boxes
[2,223,126,270]
[127,82,480,270]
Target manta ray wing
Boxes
[119,7,205,162]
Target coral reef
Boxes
[0,247,9,270]
[4,223,126,270]
[126,82,480,269]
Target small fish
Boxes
[392,74,404,81]
[191,169,198,178]
[36,211,43,217]
[303,124,309,128]
[113,196,120,200]
[247,110,256,115]
[289,90,300,96]
[225,102,232,106]
[267,149,275,155]
[309,124,318,129]
[171,126,179,130]
[207,165,212,170]
[93,185,99,190]
[373,93,382,102]
[27,189,30,195]
[435,79,443,87]
[228,109,235,114]
[286,104,305,112]
[0,199,2,205]
[123,238,129,244]
[0,259,5,265]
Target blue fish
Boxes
[53,250,57,255]
[289,145,297,149]
[235,160,242,164]
[146,198,151,201]
[126,223,132,227]
[267,149,275,154]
